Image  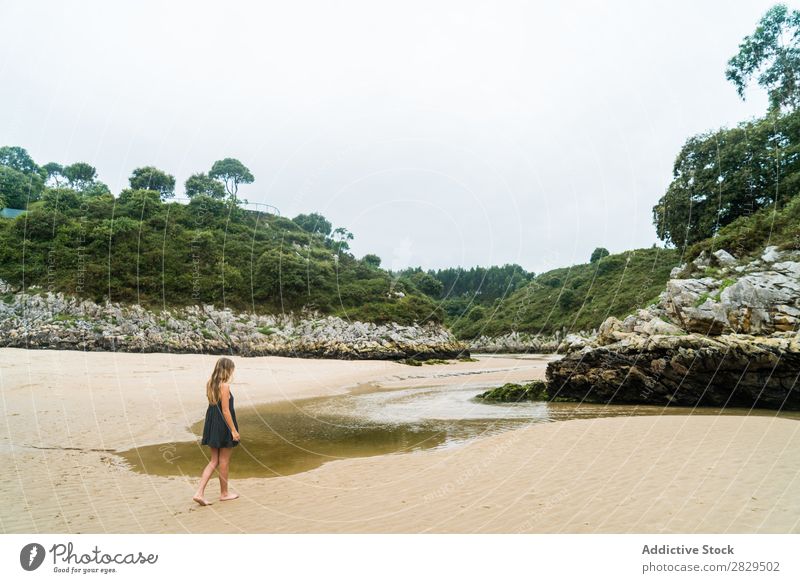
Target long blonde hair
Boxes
[206,357,235,405]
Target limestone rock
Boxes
[0,281,469,361]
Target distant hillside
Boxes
[0,191,442,325]
[451,247,681,339]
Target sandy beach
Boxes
[1,348,798,533]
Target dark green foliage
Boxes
[475,380,550,402]
[452,247,680,339]
[0,187,442,325]
[688,193,800,260]
[209,158,254,200]
[293,212,332,237]
[184,173,226,199]
[63,162,98,191]
[726,4,800,112]
[330,226,353,252]
[0,165,44,208]
[129,166,176,199]
[590,247,610,262]
[362,254,381,268]
[0,146,39,174]
[557,288,576,309]
[398,263,534,303]
[404,270,443,298]
[652,108,800,248]
[42,162,66,187]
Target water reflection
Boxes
[118,383,798,479]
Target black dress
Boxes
[201,391,239,448]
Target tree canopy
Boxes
[653,91,800,248]
[590,247,610,263]
[0,146,39,175]
[0,165,43,208]
[63,162,98,191]
[293,212,333,237]
[209,158,254,200]
[0,144,442,325]
[726,4,800,112]
[0,146,45,208]
[42,162,65,187]
[185,172,226,199]
[129,166,176,200]
[654,4,800,249]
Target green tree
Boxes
[590,247,610,263]
[0,146,39,175]
[185,172,226,199]
[129,166,176,200]
[42,162,65,187]
[209,158,254,200]
[557,288,577,310]
[330,227,354,252]
[726,4,800,112]
[0,165,44,208]
[293,212,333,237]
[63,162,98,191]
[82,181,113,198]
[362,253,382,268]
[406,270,444,297]
[652,109,800,248]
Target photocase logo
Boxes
[20,543,46,571]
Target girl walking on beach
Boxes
[193,357,241,506]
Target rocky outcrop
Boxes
[468,331,561,354]
[663,246,800,335]
[546,246,800,410]
[0,285,469,360]
[547,332,800,410]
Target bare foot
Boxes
[193,495,212,506]
[219,492,239,502]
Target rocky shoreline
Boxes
[0,282,469,360]
[546,246,800,410]
[466,331,562,354]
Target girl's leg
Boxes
[193,448,220,505]
[218,447,239,501]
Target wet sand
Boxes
[1,348,798,533]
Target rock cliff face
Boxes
[546,247,800,410]
[546,332,800,409]
[0,283,469,360]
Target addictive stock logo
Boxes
[20,543,46,571]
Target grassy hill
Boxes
[687,195,800,262]
[450,247,681,339]
[0,190,442,325]
[451,195,800,340]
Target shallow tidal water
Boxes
[118,381,799,480]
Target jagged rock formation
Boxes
[547,332,800,409]
[0,283,469,360]
[663,247,800,335]
[467,331,561,354]
[547,247,800,410]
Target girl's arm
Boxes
[219,383,240,441]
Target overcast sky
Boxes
[0,0,783,274]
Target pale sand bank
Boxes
[1,348,798,533]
